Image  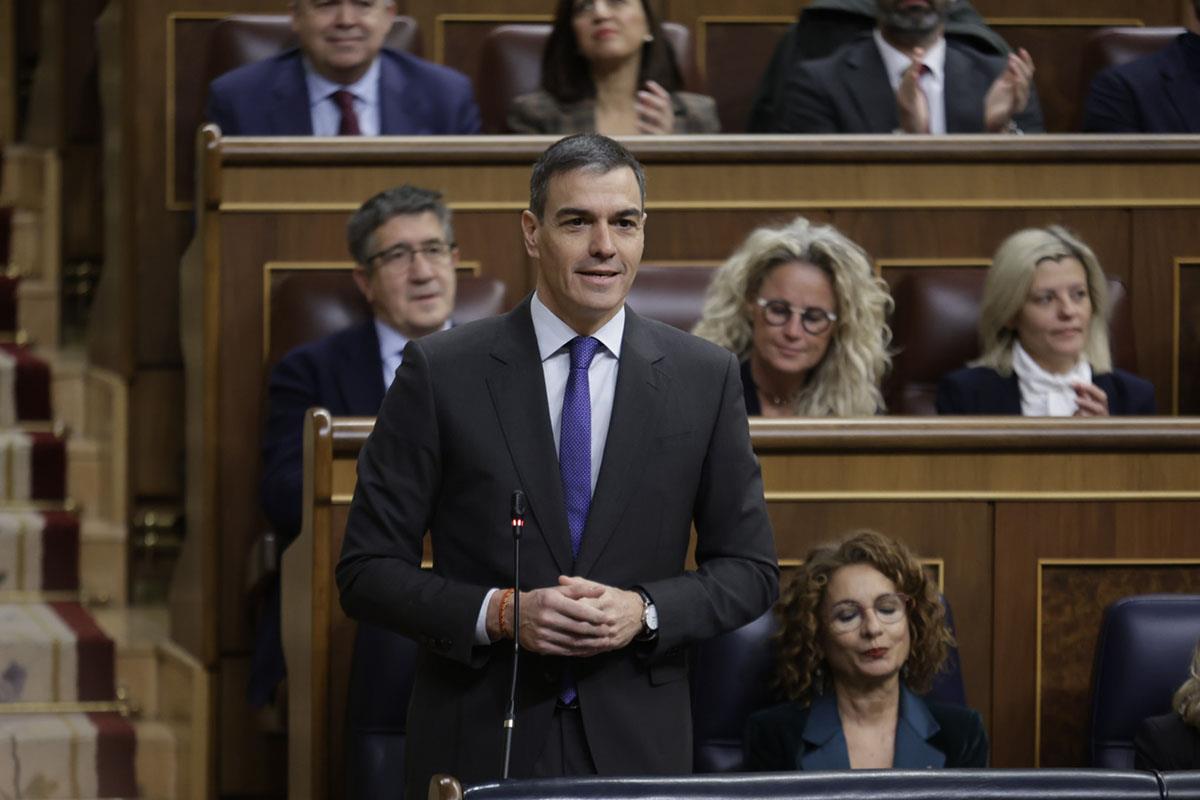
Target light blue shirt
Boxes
[303,56,382,136]
[374,316,450,391]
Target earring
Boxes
[643,32,654,43]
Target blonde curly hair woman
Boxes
[692,217,892,417]
[1134,639,1200,770]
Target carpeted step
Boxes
[0,601,114,703]
[0,342,52,422]
[0,712,137,798]
[0,430,66,502]
[0,510,79,593]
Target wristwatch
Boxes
[635,588,658,641]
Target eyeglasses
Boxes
[755,298,837,335]
[825,592,911,635]
[572,0,634,16]
[366,241,455,272]
[305,0,390,15]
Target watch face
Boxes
[644,604,659,631]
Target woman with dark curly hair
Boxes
[744,530,987,770]
[507,0,720,135]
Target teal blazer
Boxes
[744,687,988,771]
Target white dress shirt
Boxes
[474,293,626,644]
[874,29,947,135]
[303,56,382,136]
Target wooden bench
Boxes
[283,411,1200,797]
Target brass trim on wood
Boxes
[0,700,132,715]
[1172,258,1200,415]
[165,11,238,213]
[1034,557,1200,766]
[432,12,552,65]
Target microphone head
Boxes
[510,490,527,518]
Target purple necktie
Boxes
[560,336,600,560]
[558,336,599,706]
[332,89,361,135]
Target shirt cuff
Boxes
[474,587,500,645]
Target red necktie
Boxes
[913,62,932,134]
[332,90,361,136]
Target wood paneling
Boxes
[1179,262,1200,414]
[1039,563,1199,767]
[991,502,1200,766]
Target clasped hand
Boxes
[513,576,645,657]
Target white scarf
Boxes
[1012,341,1092,417]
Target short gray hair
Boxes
[529,134,645,220]
[346,184,454,268]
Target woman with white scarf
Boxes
[936,226,1155,416]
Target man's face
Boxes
[291,0,395,85]
[353,211,458,340]
[875,0,951,41]
[521,167,645,335]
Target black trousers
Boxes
[530,704,598,778]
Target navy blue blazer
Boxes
[206,48,481,136]
[744,687,989,770]
[251,320,386,707]
[773,34,1045,133]
[935,365,1156,415]
[1083,33,1200,134]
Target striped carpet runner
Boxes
[0,204,138,797]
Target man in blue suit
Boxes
[1083,1,1200,134]
[251,187,458,796]
[207,0,480,136]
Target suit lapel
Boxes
[944,45,986,133]
[486,300,573,574]
[574,311,665,576]
[335,321,386,414]
[268,51,314,135]
[798,694,850,770]
[379,51,427,134]
[842,41,899,133]
[893,687,947,768]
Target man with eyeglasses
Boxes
[251,186,458,721]
[206,0,480,136]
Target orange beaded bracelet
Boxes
[498,588,516,640]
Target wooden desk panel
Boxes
[285,415,1200,798]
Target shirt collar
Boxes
[873,28,947,87]
[530,291,624,362]
[303,55,382,110]
[373,315,450,360]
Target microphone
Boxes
[502,490,526,779]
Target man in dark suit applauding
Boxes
[770,0,1044,134]
[206,0,479,135]
[337,134,779,797]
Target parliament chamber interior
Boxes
[1,0,1200,797]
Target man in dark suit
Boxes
[1083,0,1200,133]
[251,185,458,722]
[337,134,779,798]
[206,0,479,136]
[769,0,1043,134]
